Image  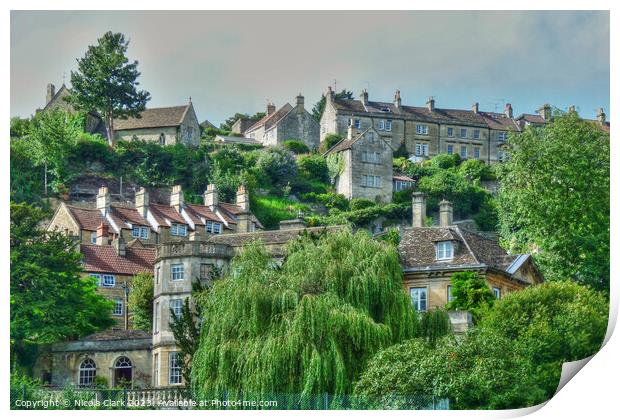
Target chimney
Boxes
[439,200,454,227]
[112,236,126,257]
[538,103,552,121]
[267,102,276,115]
[203,184,218,209]
[597,108,606,125]
[96,186,110,216]
[504,103,513,118]
[568,105,576,114]
[360,89,368,106]
[46,83,56,104]
[347,119,358,140]
[426,97,435,112]
[411,192,426,228]
[135,187,149,218]
[471,102,479,114]
[394,90,402,108]
[325,86,335,103]
[96,223,109,246]
[170,185,184,212]
[236,185,250,212]
[296,93,305,114]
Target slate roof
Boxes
[81,244,156,275]
[245,103,294,133]
[479,112,521,131]
[214,135,262,145]
[113,104,190,130]
[109,206,150,229]
[516,113,546,125]
[66,205,108,231]
[399,225,525,272]
[208,225,343,248]
[393,174,415,182]
[149,203,187,226]
[325,127,391,155]
[82,329,151,341]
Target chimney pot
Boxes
[236,185,250,212]
[267,102,276,115]
[394,90,402,108]
[538,103,552,121]
[347,119,358,140]
[360,89,369,105]
[597,107,606,124]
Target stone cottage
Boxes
[244,94,319,150]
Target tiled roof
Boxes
[479,112,521,131]
[149,203,187,226]
[245,103,294,133]
[399,225,524,272]
[67,205,108,231]
[82,329,151,341]
[214,135,262,145]
[516,113,546,124]
[208,225,343,248]
[393,174,415,182]
[81,244,156,275]
[113,105,189,130]
[186,204,224,224]
[109,206,150,229]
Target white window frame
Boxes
[171,264,184,281]
[113,298,123,316]
[132,226,141,238]
[474,147,481,159]
[410,287,428,312]
[460,145,468,159]
[90,232,97,244]
[78,359,97,387]
[416,124,429,135]
[378,120,385,131]
[459,128,467,138]
[493,287,501,299]
[169,352,182,385]
[436,241,454,260]
[90,273,102,286]
[171,223,187,237]
[385,120,392,131]
[498,131,507,141]
[206,221,223,234]
[354,119,361,129]
[140,227,149,240]
[170,298,183,321]
[102,274,116,288]
[415,142,429,157]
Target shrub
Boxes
[458,159,495,181]
[282,139,310,154]
[445,271,495,322]
[255,147,298,187]
[321,133,344,152]
[350,198,376,211]
[298,154,329,183]
[428,153,461,169]
[419,308,451,347]
[302,192,349,211]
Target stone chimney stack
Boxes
[439,199,454,227]
[113,236,126,256]
[46,83,56,104]
[96,186,111,216]
[96,223,109,246]
[267,102,276,115]
[568,105,576,114]
[394,90,402,108]
[325,86,335,103]
[597,108,606,125]
[538,103,552,121]
[347,119,358,140]
[360,89,368,106]
[170,185,184,212]
[296,93,304,114]
[135,187,149,218]
[411,192,427,228]
[236,185,250,212]
[203,184,218,209]
[504,103,513,118]
[472,102,479,114]
[426,97,435,112]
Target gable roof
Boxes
[479,111,521,131]
[108,206,151,230]
[113,104,192,130]
[324,127,392,155]
[245,103,294,133]
[80,243,156,275]
[65,205,108,231]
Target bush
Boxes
[428,153,461,169]
[255,147,298,187]
[321,133,344,152]
[445,271,495,322]
[301,192,349,211]
[298,154,330,183]
[458,159,495,181]
[419,308,451,347]
[282,139,310,154]
[350,198,375,211]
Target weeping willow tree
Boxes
[191,229,418,402]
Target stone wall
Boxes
[115,126,178,146]
[346,130,393,202]
[276,106,320,151]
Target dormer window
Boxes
[436,241,454,260]
[170,223,187,236]
[206,221,222,234]
[132,226,149,240]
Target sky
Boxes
[10,10,610,125]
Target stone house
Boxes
[399,193,543,319]
[324,124,394,203]
[244,94,319,150]
[230,117,255,135]
[113,100,200,146]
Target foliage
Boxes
[480,281,609,396]
[314,202,410,228]
[393,142,409,159]
[321,133,344,153]
[219,111,265,132]
[325,152,345,182]
[445,271,495,322]
[458,158,496,181]
[10,139,45,204]
[191,230,419,399]
[127,273,154,332]
[378,227,400,247]
[311,89,354,121]
[255,147,298,187]
[11,116,31,138]
[350,198,376,211]
[427,153,461,169]
[419,308,451,347]
[68,31,150,143]
[301,192,349,211]
[250,195,310,229]
[497,114,610,290]
[297,154,330,183]
[10,203,114,369]
[283,139,310,154]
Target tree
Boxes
[419,308,451,347]
[497,113,610,290]
[255,147,298,187]
[69,31,150,145]
[298,154,329,183]
[10,116,31,138]
[10,203,114,370]
[445,271,495,322]
[311,89,354,121]
[219,111,265,132]
[191,230,418,403]
[320,133,344,153]
[480,281,609,397]
[282,139,310,154]
[127,273,153,332]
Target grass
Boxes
[251,195,311,230]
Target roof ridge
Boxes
[454,226,480,265]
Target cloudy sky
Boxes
[11,11,609,125]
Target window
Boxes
[132,226,140,238]
[90,232,97,244]
[447,127,454,137]
[159,133,166,146]
[169,352,182,385]
[473,147,481,159]
[90,273,102,286]
[78,359,97,387]
[354,119,361,129]
[113,298,123,316]
[416,124,429,135]
[200,263,212,281]
[447,144,454,155]
[367,131,375,142]
[362,151,381,164]
[171,223,187,236]
[410,288,427,312]
[153,354,159,387]
[171,264,184,281]
[378,120,385,131]
[102,274,116,287]
[498,149,507,162]
[385,120,392,131]
[170,298,183,321]
[447,285,454,303]
[497,131,507,141]
[206,221,222,234]
[493,287,502,299]
[460,145,468,159]
[415,143,429,157]
[362,175,381,188]
[156,267,160,285]
[394,180,413,192]
[154,302,160,333]
[459,128,467,138]
[473,129,480,139]
[140,227,149,239]
[436,241,454,260]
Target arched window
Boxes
[159,133,166,145]
[79,358,97,387]
[113,356,133,388]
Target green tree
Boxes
[10,203,114,370]
[10,116,31,138]
[445,271,495,322]
[219,111,265,132]
[127,273,153,332]
[282,139,310,154]
[10,139,45,204]
[298,154,330,183]
[311,89,354,121]
[69,31,151,145]
[320,133,344,153]
[419,308,451,347]
[480,281,609,397]
[255,147,298,188]
[191,230,418,401]
[497,114,610,290]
